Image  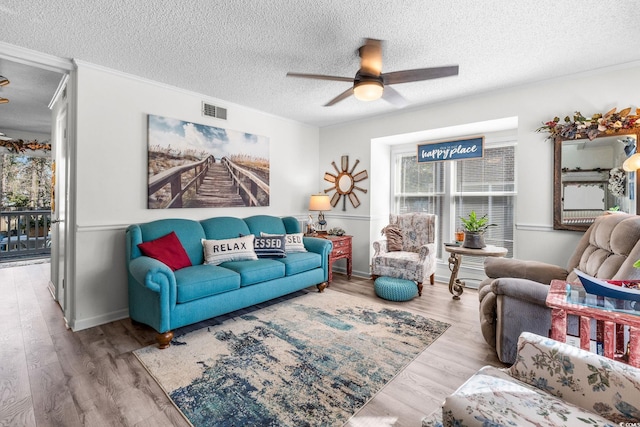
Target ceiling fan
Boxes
[287,38,458,107]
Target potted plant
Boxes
[459,211,497,249]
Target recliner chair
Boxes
[478,213,640,364]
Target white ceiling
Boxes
[1,0,640,136]
[0,58,63,137]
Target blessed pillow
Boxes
[253,235,287,258]
[202,234,258,265]
[137,231,192,271]
[382,224,403,252]
[261,232,307,253]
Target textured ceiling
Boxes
[0,58,63,137]
[1,0,640,136]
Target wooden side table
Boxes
[546,279,640,367]
[322,235,352,284]
[443,244,507,299]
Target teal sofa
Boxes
[125,215,332,348]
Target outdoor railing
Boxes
[221,157,269,207]
[148,155,215,208]
[0,209,52,261]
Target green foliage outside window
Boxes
[0,154,52,210]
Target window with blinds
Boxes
[393,142,516,267]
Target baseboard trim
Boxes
[70,308,130,332]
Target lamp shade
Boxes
[309,194,331,211]
[623,153,640,172]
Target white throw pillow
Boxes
[261,232,307,253]
[202,234,258,265]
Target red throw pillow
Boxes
[137,231,192,271]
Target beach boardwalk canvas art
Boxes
[147,114,270,209]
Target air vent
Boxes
[202,102,227,120]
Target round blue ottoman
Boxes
[374,277,418,301]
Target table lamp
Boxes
[308,194,332,234]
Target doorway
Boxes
[0,50,74,316]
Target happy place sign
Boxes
[417,136,484,163]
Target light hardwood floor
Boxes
[1,262,504,426]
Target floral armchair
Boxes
[371,212,437,296]
[422,332,640,427]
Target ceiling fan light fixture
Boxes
[353,80,383,102]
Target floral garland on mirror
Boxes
[0,139,51,153]
[536,107,640,141]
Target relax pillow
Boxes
[261,232,307,253]
[253,235,286,258]
[137,231,192,271]
[202,234,258,265]
[382,224,403,251]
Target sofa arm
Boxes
[417,243,435,261]
[303,236,332,256]
[303,237,333,282]
[508,332,640,423]
[484,257,568,284]
[372,239,388,256]
[128,256,173,290]
[127,256,178,333]
[128,256,178,308]
[490,278,551,307]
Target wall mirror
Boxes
[324,155,368,210]
[554,129,640,231]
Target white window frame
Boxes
[390,135,517,271]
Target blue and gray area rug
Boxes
[134,289,450,427]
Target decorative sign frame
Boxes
[417,136,484,163]
[147,114,270,209]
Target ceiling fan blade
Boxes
[382,86,408,108]
[324,87,354,107]
[359,38,383,76]
[382,65,459,85]
[286,72,353,83]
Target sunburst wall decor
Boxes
[324,155,368,210]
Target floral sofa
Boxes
[422,332,640,427]
[125,215,332,348]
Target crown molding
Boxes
[0,41,74,72]
[72,59,317,129]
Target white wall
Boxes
[69,63,320,330]
[319,63,640,281]
[66,60,640,328]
